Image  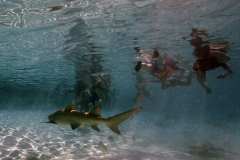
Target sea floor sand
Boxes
[0,110,239,160]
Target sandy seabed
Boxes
[0,110,239,160]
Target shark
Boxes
[44,100,142,134]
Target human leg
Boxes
[195,70,212,93]
[166,57,185,80]
[177,70,194,86]
[178,67,185,80]
[186,70,194,84]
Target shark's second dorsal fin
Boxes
[89,106,102,117]
[63,100,75,112]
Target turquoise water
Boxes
[0,0,239,159]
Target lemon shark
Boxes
[44,101,142,134]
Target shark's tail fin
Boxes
[106,106,142,134]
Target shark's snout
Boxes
[42,120,57,124]
[41,115,57,124]
[47,114,57,124]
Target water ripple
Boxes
[160,0,196,10]
[0,0,239,101]
[133,0,156,8]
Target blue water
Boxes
[0,0,239,159]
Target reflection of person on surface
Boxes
[190,28,209,37]
[135,48,193,90]
[78,76,113,111]
[190,29,233,93]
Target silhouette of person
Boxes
[190,29,233,93]
[78,76,113,111]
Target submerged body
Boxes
[45,101,142,134]
[192,44,233,93]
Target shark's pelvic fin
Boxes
[91,125,100,132]
[89,106,102,117]
[71,123,81,130]
[63,100,75,112]
[80,124,87,130]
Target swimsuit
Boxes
[148,57,178,76]
[193,58,229,73]
[193,46,229,73]
[150,59,167,73]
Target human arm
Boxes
[217,66,233,79]
[142,54,153,63]
[100,77,110,89]
[83,90,91,101]
[161,77,168,90]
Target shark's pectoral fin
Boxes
[91,125,100,132]
[71,123,81,130]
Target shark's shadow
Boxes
[185,143,239,159]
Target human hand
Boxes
[205,87,212,94]
[161,86,167,90]
[217,74,226,79]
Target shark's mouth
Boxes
[43,120,57,124]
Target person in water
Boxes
[190,30,233,93]
[78,76,113,111]
[135,48,193,89]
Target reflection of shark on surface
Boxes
[98,141,108,154]
[43,101,142,134]
[186,143,239,158]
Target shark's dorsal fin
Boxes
[63,100,75,112]
[89,106,102,117]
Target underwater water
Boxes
[0,0,240,159]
